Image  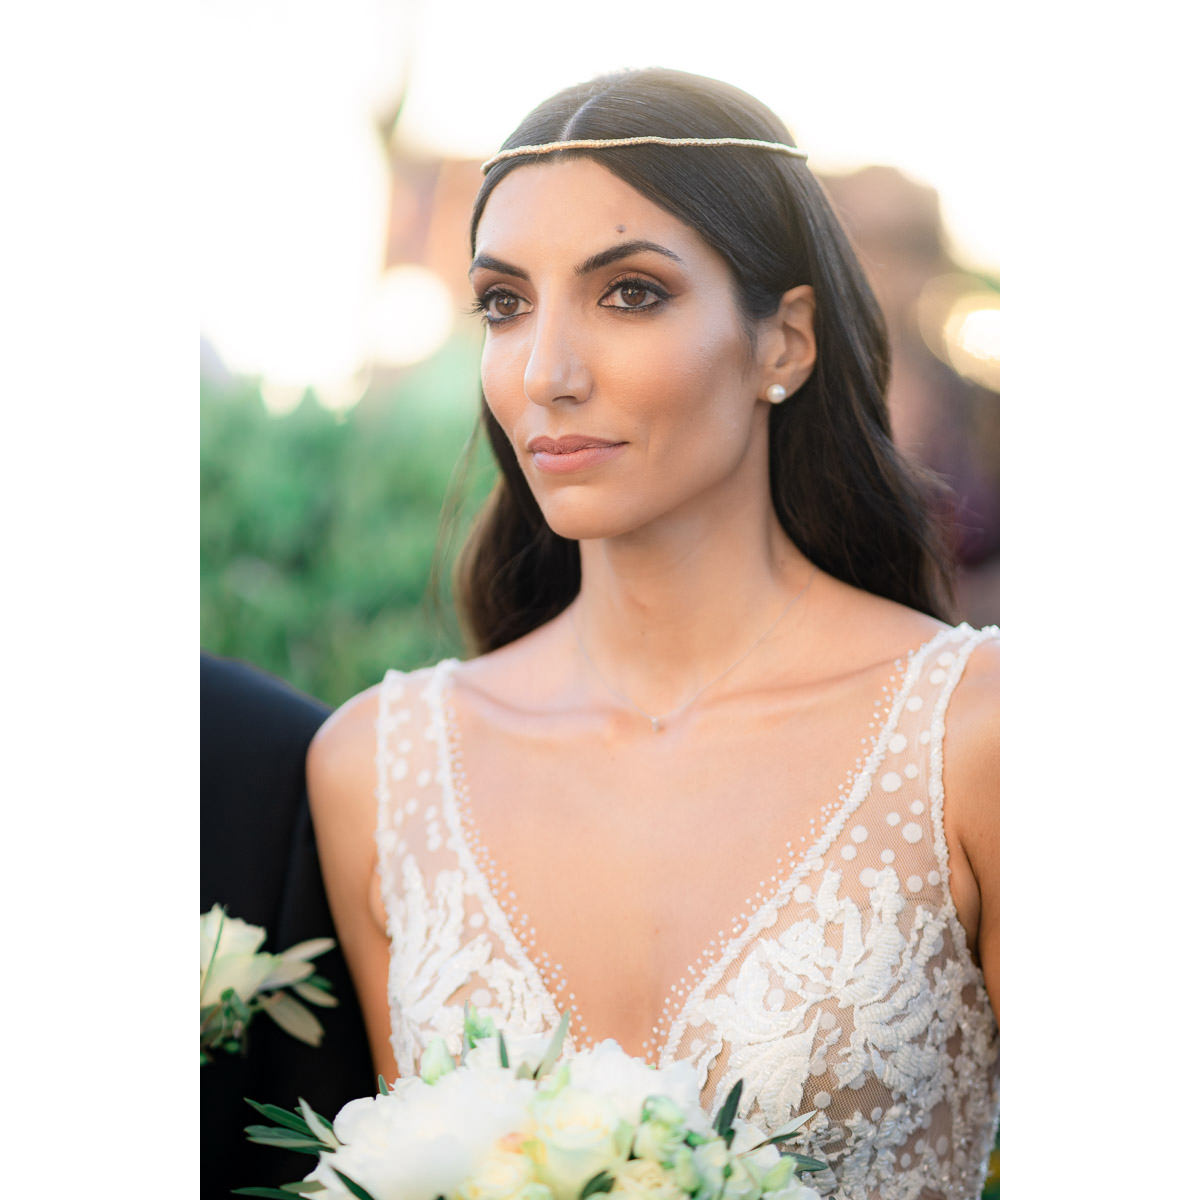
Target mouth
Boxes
[526,435,628,475]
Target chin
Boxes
[535,490,648,542]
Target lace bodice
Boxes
[374,624,998,1200]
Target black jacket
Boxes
[200,654,374,1199]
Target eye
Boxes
[472,287,530,324]
[600,277,670,311]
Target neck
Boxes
[571,488,813,717]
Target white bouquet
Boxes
[201,904,337,1063]
[235,1008,824,1200]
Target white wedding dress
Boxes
[373,623,999,1200]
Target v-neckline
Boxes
[428,623,961,1065]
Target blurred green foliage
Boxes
[201,333,494,707]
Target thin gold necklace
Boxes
[570,567,817,733]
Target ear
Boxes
[757,284,816,398]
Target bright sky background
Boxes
[201,0,1001,389]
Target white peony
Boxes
[308,1068,535,1200]
[563,1040,708,1128]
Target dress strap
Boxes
[927,624,999,955]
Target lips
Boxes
[527,435,623,454]
[526,434,628,475]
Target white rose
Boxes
[200,953,277,1007]
[200,906,277,1006]
[458,1137,537,1200]
[632,1118,683,1165]
[530,1086,630,1200]
[564,1041,708,1127]
[609,1159,688,1200]
[200,905,266,962]
[690,1140,731,1198]
[721,1158,761,1200]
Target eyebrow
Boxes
[468,239,684,281]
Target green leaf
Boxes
[534,1010,571,1079]
[782,1153,828,1173]
[579,1171,615,1199]
[498,1031,509,1069]
[244,1099,312,1136]
[244,1128,328,1154]
[748,1110,819,1149]
[296,1104,336,1136]
[260,991,325,1046]
[224,987,254,1023]
[715,1079,743,1143]
[231,1188,303,1198]
[377,1074,390,1095]
[282,1182,327,1194]
[293,981,339,1008]
[298,1097,339,1149]
[332,1168,379,1200]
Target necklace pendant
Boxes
[650,716,662,733]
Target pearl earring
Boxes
[766,384,788,404]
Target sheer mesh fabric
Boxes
[374,624,998,1200]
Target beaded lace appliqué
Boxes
[374,624,999,1200]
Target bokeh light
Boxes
[367,265,455,368]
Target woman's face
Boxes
[471,157,775,543]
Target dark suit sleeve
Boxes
[200,653,376,1199]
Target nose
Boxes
[523,305,591,408]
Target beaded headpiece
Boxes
[480,135,808,174]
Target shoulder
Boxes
[307,665,441,791]
[943,629,999,754]
[940,630,999,863]
[308,683,381,786]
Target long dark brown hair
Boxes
[454,68,955,654]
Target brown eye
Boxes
[601,279,667,311]
[475,289,529,324]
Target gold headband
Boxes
[480,135,808,174]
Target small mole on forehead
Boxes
[616,224,626,233]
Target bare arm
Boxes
[307,686,402,1084]
[942,638,1000,1022]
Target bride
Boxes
[308,68,998,1199]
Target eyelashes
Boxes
[469,288,528,324]
[470,275,673,326]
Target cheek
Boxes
[630,320,754,439]
[479,338,525,436]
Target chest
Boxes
[373,634,1000,1193]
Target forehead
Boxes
[474,157,713,264]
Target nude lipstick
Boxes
[527,435,627,474]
